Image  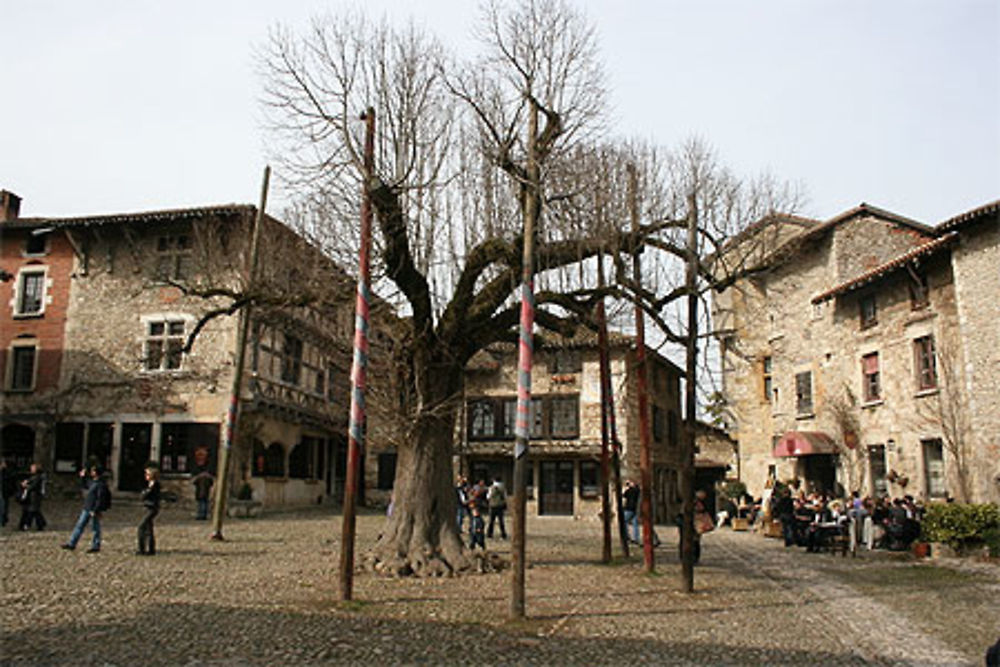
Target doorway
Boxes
[539,460,574,516]
[119,423,152,491]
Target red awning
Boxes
[773,431,837,457]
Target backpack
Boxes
[97,483,112,512]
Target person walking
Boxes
[455,476,469,532]
[18,463,47,531]
[622,479,640,543]
[61,465,110,553]
[192,469,214,521]
[469,505,486,551]
[486,476,507,539]
[136,466,161,556]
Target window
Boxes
[795,371,813,415]
[914,335,937,390]
[15,269,46,316]
[549,396,579,438]
[652,405,665,442]
[55,422,85,472]
[326,365,337,403]
[289,438,321,479]
[8,342,37,391]
[859,294,877,329]
[762,356,773,402]
[549,350,582,374]
[668,410,679,449]
[922,438,946,498]
[469,399,497,439]
[280,334,303,384]
[530,397,544,438]
[314,367,325,395]
[263,443,285,477]
[501,398,518,438]
[908,270,929,309]
[868,444,887,498]
[160,423,218,474]
[377,452,397,490]
[155,232,193,280]
[579,460,599,498]
[862,352,880,402]
[145,319,186,371]
[25,233,48,256]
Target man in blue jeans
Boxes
[62,465,109,553]
[622,479,640,543]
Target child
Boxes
[469,505,486,551]
[137,466,161,555]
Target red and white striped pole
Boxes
[340,108,375,601]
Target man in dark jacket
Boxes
[137,466,162,555]
[18,463,47,531]
[62,465,110,553]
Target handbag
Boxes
[695,511,715,534]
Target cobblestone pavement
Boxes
[2,500,997,665]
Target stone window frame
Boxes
[6,337,39,392]
[141,313,193,373]
[761,355,773,403]
[861,352,881,403]
[154,229,194,281]
[913,335,937,391]
[12,266,48,318]
[859,293,878,330]
[467,395,576,441]
[795,370,813,416]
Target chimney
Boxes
[1,190,22,222]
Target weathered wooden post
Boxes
[210,165,269,541]
[628,164,655,573]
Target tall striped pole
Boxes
[340,108,375,601]
[210,165,269,541]
[511,100,539,619]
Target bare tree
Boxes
[918,341,972,502]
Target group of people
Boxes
[61,461,163,555]
[455,475,507,550]
[771,486,925,553]
[2,456,217,557]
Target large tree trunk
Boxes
[366,381,472,577]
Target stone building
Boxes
[712,200,999,504]
[0,192,398,507]
[450,333,685,522]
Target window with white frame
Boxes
[144,318,187,371]
[8,340,38,391]
[14,268,46,316]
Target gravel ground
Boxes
[2,499,997,666]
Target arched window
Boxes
[264,442,285,477]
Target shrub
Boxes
[921,502,1000,552]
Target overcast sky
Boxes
[2,0,997,225]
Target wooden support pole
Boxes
[211,166,269,541]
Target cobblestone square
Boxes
[2,500,997,666]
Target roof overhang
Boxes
[773,431,838,457]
